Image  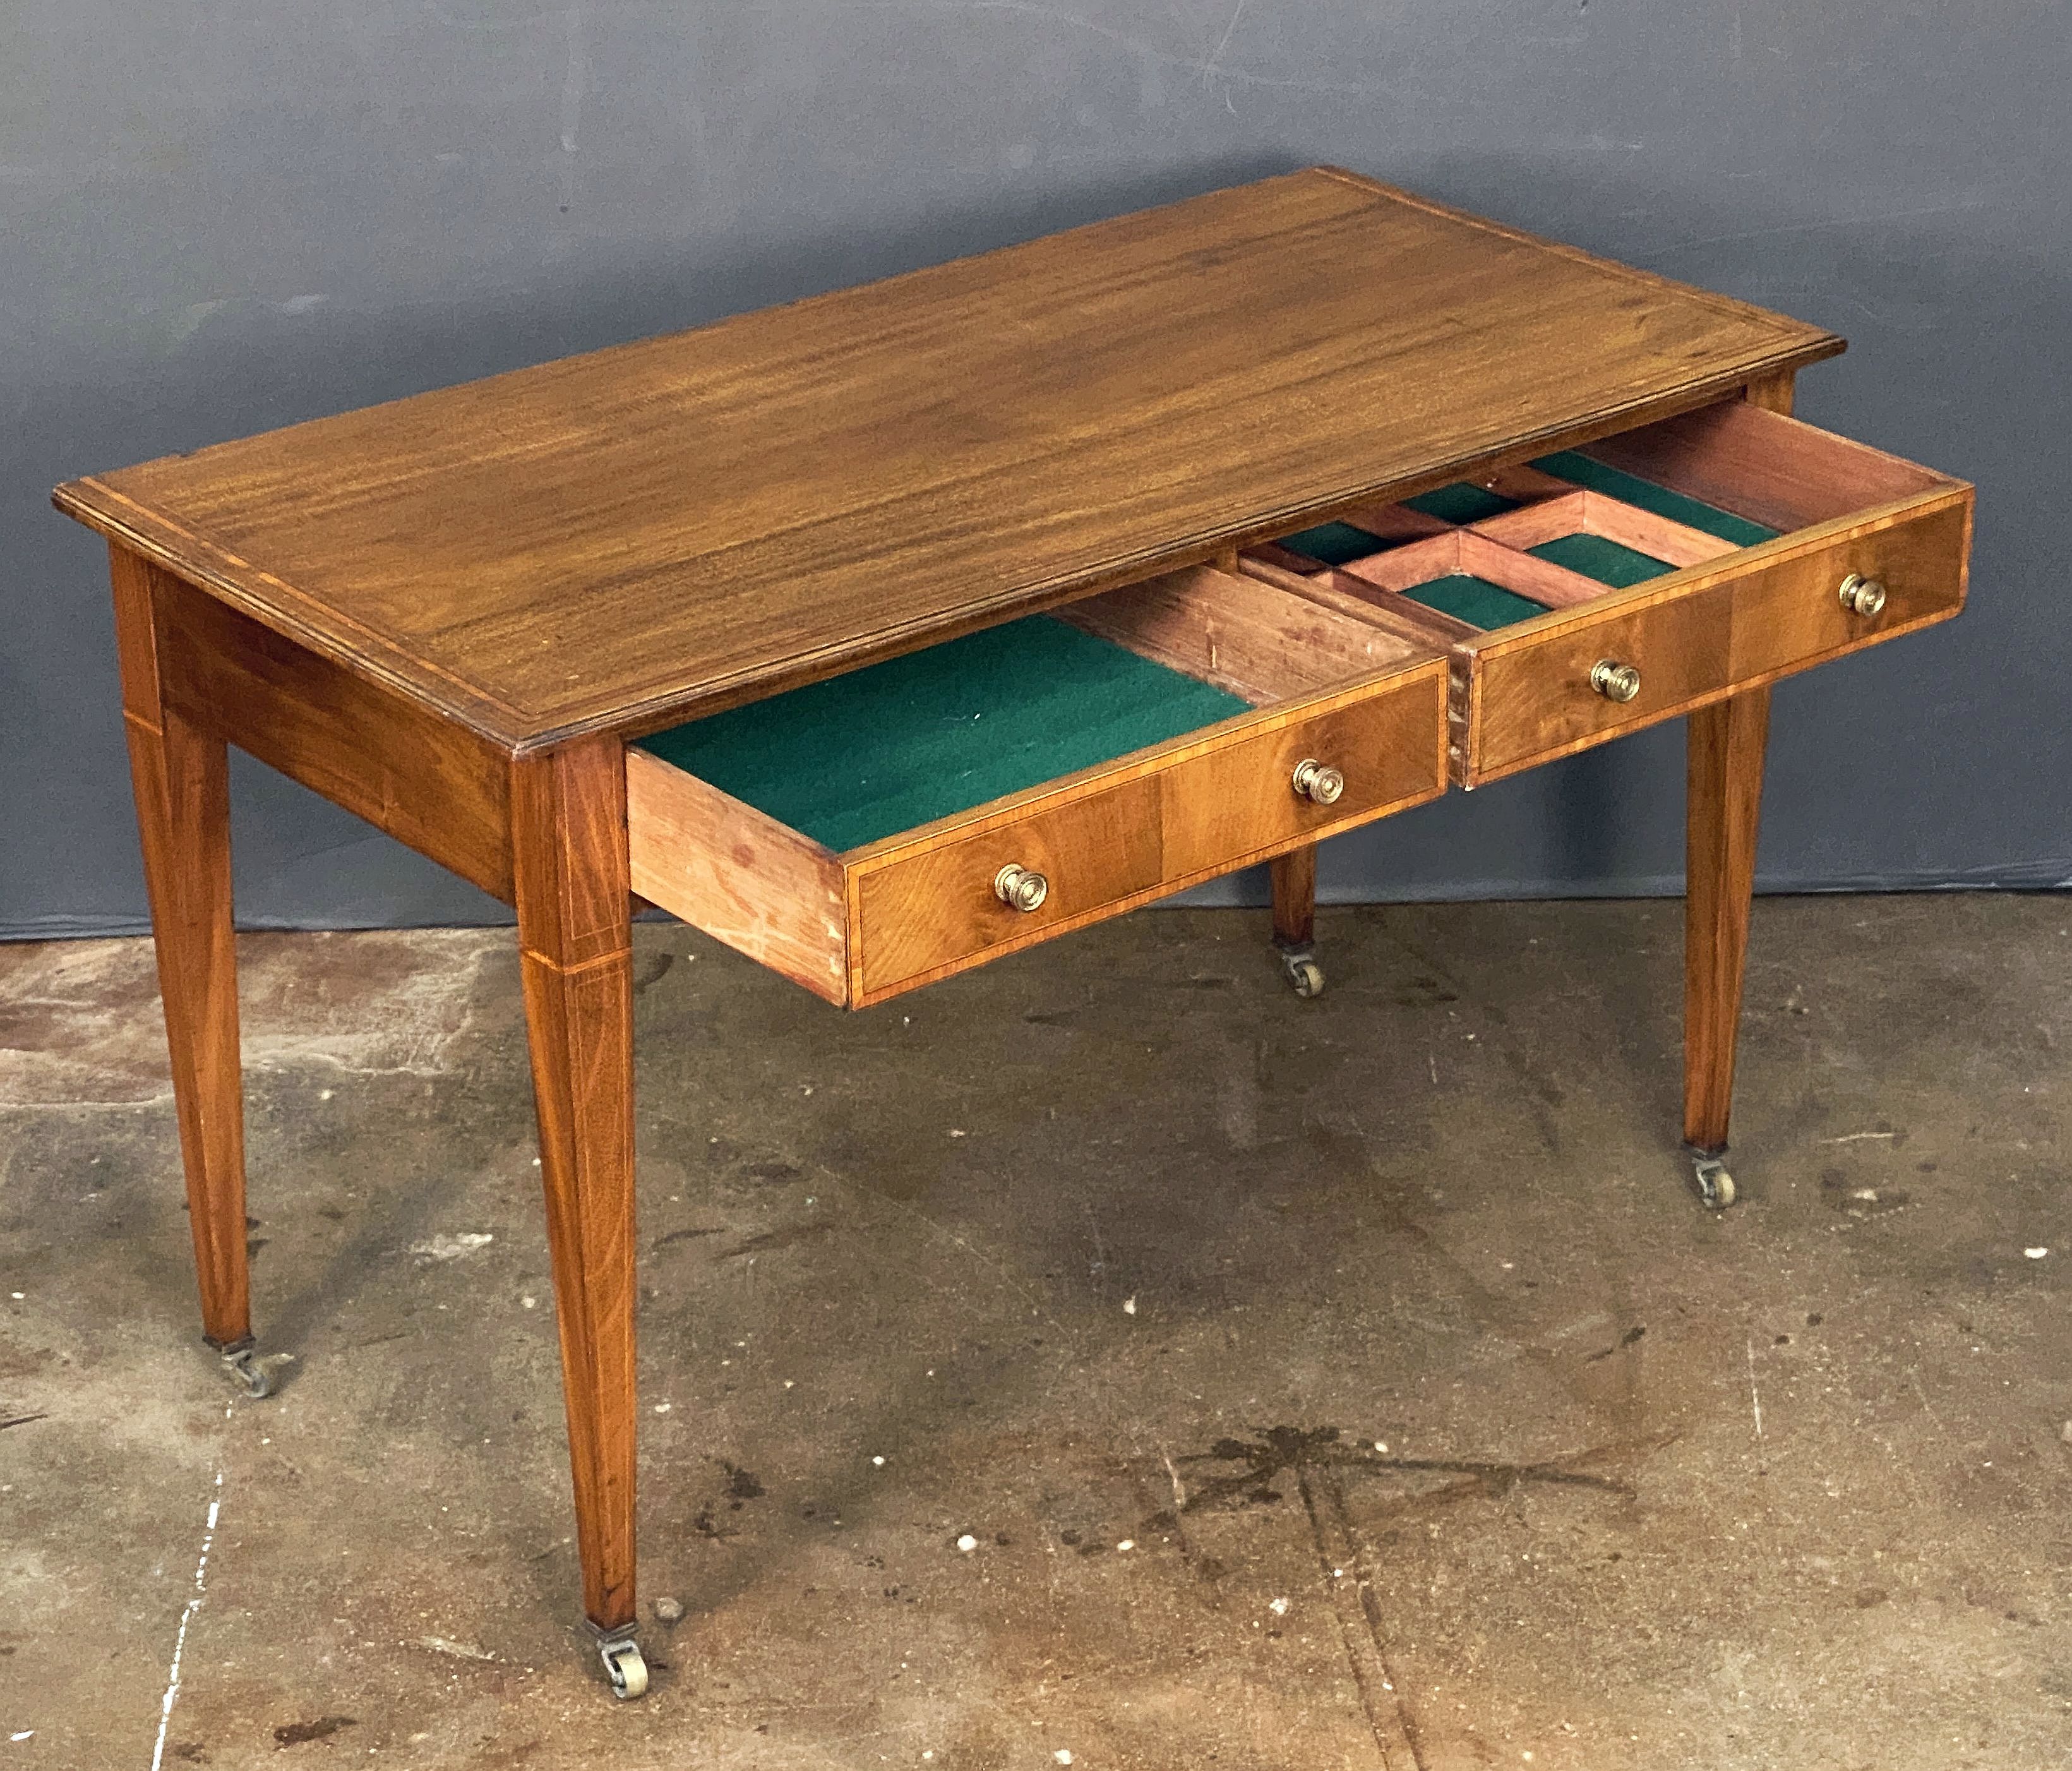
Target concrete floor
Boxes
[1,896,2068,1770]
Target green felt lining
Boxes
[1528,533,1675,589]
[1402,482,1518,525]
[1400,574,1548,630]
[638,615,1251,855]
[1276,520,1387,566]
[1531,450,1780,547]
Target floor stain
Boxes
[649,1225,725,1251]
[632,951,676,994]
[272,1715,356,1747]
[722,1220,835,1260]
[1586,1325,1647,1363]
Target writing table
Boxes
[53,167,1972,1697]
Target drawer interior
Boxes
[628,564,1447,1006]
[636,566,1440,857]
[1239,400,1955,644]
[638,615,1251,854]
[1247,455,1774,639]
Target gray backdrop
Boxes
[7,1,2068,940]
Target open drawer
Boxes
[626,566,1449,1007]
[1241,401,1974,786]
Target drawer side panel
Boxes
[626,749,850,1003]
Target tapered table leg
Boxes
[109,546,253,1357]
[1271,844,1316,949]
[1684,686,1771,1155]
[1269,844,1325,997]
[512,736,643,1686]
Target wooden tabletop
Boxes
[56,167,1840,750]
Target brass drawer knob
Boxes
[1291,758,1344,805]
[993,862,1048,913]
[1590,659,1642,702]
[1838,572,1887,617]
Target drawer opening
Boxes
[1243,455,1773,635]
[1238,399,1968,790]
[626,564,1449,1006]
[1242,399,1961,651]
[637,614,1253,856]
[637,567,1435,857]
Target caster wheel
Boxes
[1280,951,1325,999]
[600,1636,648,1700]
[221,1345,272,1400]
[1690,1156,1736,1211]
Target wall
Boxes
[6,1,2066,937]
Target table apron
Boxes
[143,552,518,903]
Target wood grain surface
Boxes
[1685,687,1771,1152]
[511,736,639,1631]
[1467,489,1741,570]
[151,558,515,900]
[1270,846,1317,950]
[1468,577,1735,777]
[1053,563,1435,703]
[1450,411,1972,786]
[854,774,1166,996]
[53,168,1839,749]
[111,546,252,1350]
[847,663,1446,1002]
[625,750,851,1002]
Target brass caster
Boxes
[219,1342,272,1400]
[599,1633,648,1700]
[1689,1154,1736,1211]
[1279,948,1325,999]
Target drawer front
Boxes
[1469,582,1732,782]
[1463,493,1969,784]
[1725,498,1969,681]
[854,774,1165,997]
[853,666,1446,1001]
[1161,671,1444,876]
